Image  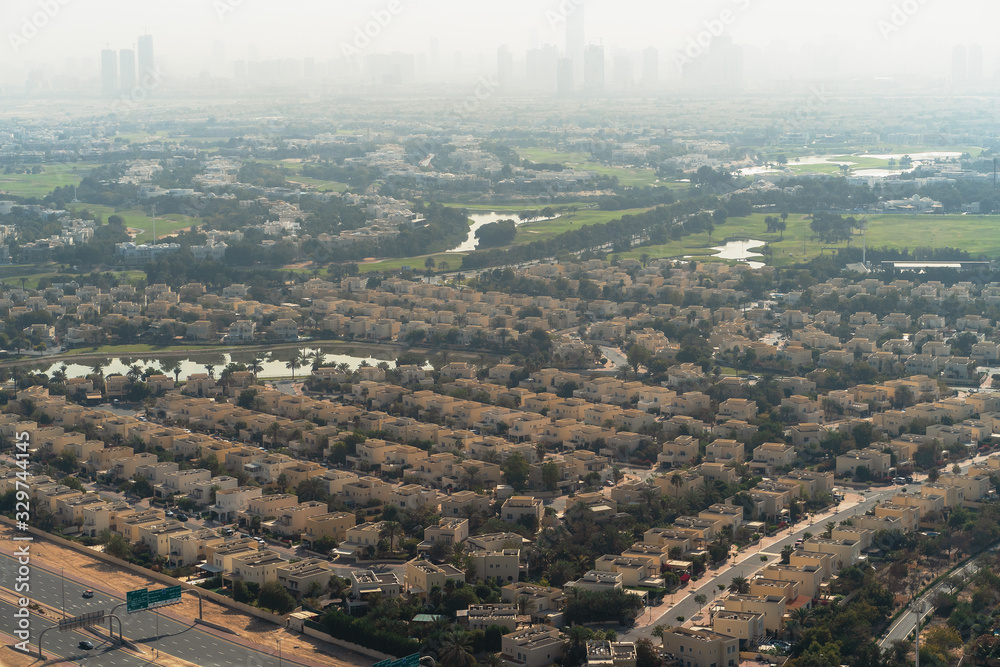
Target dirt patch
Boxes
[0,524,367,667]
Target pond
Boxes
[710,239,766,269]
[447,211,558,253]
[34,346,418,382]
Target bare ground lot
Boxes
[0,524,369,667]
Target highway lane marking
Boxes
[0,552,313,667]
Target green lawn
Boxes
[609,212,1000,267]
[515,208,653,244]
[358,253,467,274]
[516,148,660,187]
[58,343,221,356]
[66,204,199,242]
[0,267,144,290]
[286,176,348,193]
[0,163,97,198]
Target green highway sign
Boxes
[127,585,181,613]
[373,653,420,667]
[148,585,182,609]
[126,588,148,614]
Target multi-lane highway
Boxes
[0,552,303,666]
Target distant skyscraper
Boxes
[584,45,605,93]
[612,52,633,90]
[969,44,984,82]
[953,44,968,87]
[642,47,660,86]
[526,45,559,92]
[497,45,514,87]
[557,57,575,96]
[565,5,585,84]
[101,49,118,97]
[137,34,154,79]
[119,49,136,92]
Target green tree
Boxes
[437,631,475,667]
[257,580,296,614]
[232,579,253,603]
[379,521,403,553]
[540,461,559,492]
[105,532,133,560]
[502,453,531,491]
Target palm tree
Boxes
[566,626,593,654]
[437,631,475,667]
[379,521,403,553]
[310,350,327,371]
[516,594,531,615]
[166,361,182,384]
[249,356,264,381]
[265,421,282,447]
[327,575,350,605]
[285,351,304,380]
[669,473,683,497]
[126,364,143,384]
[781,544,795,564]
[786,606,813,641]
[728,575,749,595]
[823,521,836,539]
[205,364,215,379]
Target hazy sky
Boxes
[2,0,996,79]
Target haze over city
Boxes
[2,0,1000,94]
[3,2,1000,667]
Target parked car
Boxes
[176,513,189,521]
[165,510,175,517]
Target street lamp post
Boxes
[912,600,924,667]
[277,636,282,667]
[60,568,65,619]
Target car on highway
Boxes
[82,590,94,598]
[78,640,94,650]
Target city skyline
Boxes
[2,0,1000,93]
